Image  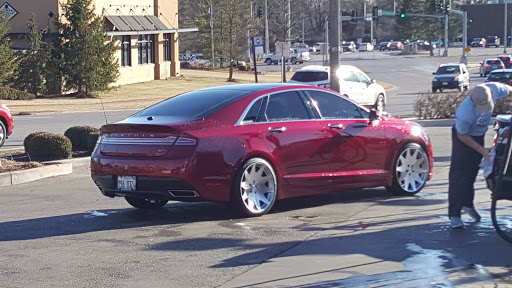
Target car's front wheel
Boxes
[231,157,277,217]
[265,59,272,65]
[386,143,429,196]
[375,94,385,111]
[0,120,6,148]
[125,197,168,209]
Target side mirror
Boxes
[432,72,436,75]
[370,79,376,84]
[369,108,379,123]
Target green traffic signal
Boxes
[400,13,405,18]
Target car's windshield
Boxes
[435,66,460,74]
[487,59,502,64]
[488,72,512,80]
[290,71,329,82]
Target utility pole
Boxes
[328,0,340,92]
[504,2,508,54]
[264,0,269,54]
[443,14,448,57]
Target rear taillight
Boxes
[485,63,490,67]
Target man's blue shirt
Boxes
[455,82,510,136]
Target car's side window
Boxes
[355,72,370,84]
[265,91,310,122]
[242,98,264,123]
[306,90,365,119]
[341,71,359,82]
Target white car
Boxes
[358,43,374,52]
[288,65,387,111]
[291,42,316,53]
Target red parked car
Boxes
[0,104,14,148]
[91,84,434,216]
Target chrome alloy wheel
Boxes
[239,161,276,214]
[395,146,429,193]
[376,95,385,112]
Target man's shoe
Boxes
[463,206,481,222]
[450,217,464,228]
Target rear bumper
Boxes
[432,81,460,89]
[91,174,202,201]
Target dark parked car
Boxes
[484,69,512,85]
[486,36,500,48]
[471,37,486,47]
[91,83,433,216]
[378,42,390,51]
[0,103,13,148]
[388,41,404,50]
[432,63,470,92]
[498,55,512,69]
[480,58,505,77]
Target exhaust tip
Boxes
[168,190,199,198]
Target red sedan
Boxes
[0,104,14,148]
[91,84,433,216]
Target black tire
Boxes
[231,157,277,217]
[0,120,6,148]
[375,94,385,112]
[480,72,483,77]
[458,86,463,92]
[439,88,444,93]
[432,87,437,93]
[265,59,272,65]
[386,143,429,196]
[491,196,512,243]
[125,197,168,209]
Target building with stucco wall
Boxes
[4,0,197,86]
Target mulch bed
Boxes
[0,150,91,173]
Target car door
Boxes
[253,90,332,197]
[304,89,392,189]
[339,69,361,101]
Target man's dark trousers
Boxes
[448,126,484,218]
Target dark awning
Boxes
[105,15,168,32]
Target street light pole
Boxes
[328,0,340,92]
[504,2,508,54]
[264,0,269,54]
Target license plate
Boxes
[442,82,448,85]
[117,175,136,191]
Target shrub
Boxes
[26,132,72,161]
[64,125,100,150]
[414,91,467,119]
[414,90,512,120]
[86,131,100,152]
[24,131,46,152]
[0,86,36,100]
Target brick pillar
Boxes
[171,32,180,76]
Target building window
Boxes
[121,35,131,67]
[163,33,172,62]
[138,34,154,64]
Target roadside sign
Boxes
[378,9,382,16]
[275,42,291,57]
[0,2,17,20]
[464,47,471,53]
[381,11,395,16]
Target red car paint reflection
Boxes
[0,104,14,148]
[91,84,433,217]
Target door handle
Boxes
[268,127,286,134]
[329,124,344,129]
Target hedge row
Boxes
[0,87,36,100]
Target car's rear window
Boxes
[489,72,512,80]
[134,89,252,119]
[290,71,328,82]
[436,66,460,74]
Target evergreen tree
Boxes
[57,0,119,96]
[14,14,47,95]
[0,11,17,85]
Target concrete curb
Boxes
[0,157,90,187]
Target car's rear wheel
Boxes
[432,87,437,93]
[375,94,385,111]
[265,59,272,65]
[386,143,429,196]
[125,197,168,209]
[232,157,277,217]
[0,120,6,148]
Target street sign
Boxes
[381,11,395,16]
[275,42,291,58]
[464,47,471,53]
[366,13,372,21]
[378,9,382,16]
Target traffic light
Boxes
[257,6,262,18]
[435,0,443,13]
[444,4,450,14]
[372,6,378,18]
[400,8,405,18]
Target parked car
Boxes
[313,42,325,53]
[378,42,390,51]
[264,50,309,65]
[431,63,470,92]
[0,104,14,148]
[341,41,356,52]
[431,40,443,48]
[291,42,316,53]
[498,55,512,69]
[471,38,486,47]
[480,58,505,77]
[486,36,500,48]
[358,43,374,52]
[90,83,433,216]
[484,69,512,85]
[288,65,387,111]
[388,41,404,50]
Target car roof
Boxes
[297,65,330,72]
[485,58,502,61]
[439,63,463,67]
[498,55,512,57]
